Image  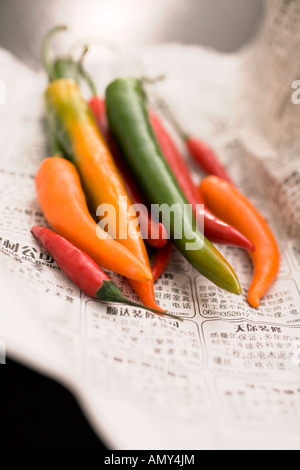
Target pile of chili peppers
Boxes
[33,26,280,314]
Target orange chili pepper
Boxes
[199,176,280,308]
[89,95,168,249]
[35,156,152,282]
[41,26,165,312]
[45,79,165,312]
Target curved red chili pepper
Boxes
[31,226,180,319]
[186,137,232,183]
[149,111,255,252]
[152,95,233,183]
[32,225,109,298]
[89,96,168,249]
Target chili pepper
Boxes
[153,95,232,183]
[89,93,253,251]
[35,156,152,282]
[31,226,179,318]
[105,78,241,295]
[186,137,232,183]
[89,96,168,248]
[199,176,280,308]
[152,242,173,281]
[149,111,255,251]
[42,28,163,313]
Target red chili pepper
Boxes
[89,96,168,249]
[149,111,255,251]
[154,97,232,183]
[185,137,232,183]
[152,241,173,281]
[31,226,180,319]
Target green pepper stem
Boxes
[140,75,189,140]
[77,45,98,97]
[96,280,183,321]
[41,24,68,82]
[151,93,189,141]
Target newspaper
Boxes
[1,0,300,450]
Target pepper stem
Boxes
[140,75,189,140]
[41,24,68,81]
[151,93,189,141]
[77,45,99,97]
[96,280,183,321]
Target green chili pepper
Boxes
[105,78,242,295]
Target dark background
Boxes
[1,0,263,450]
[3,358,107,449]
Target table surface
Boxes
[0,0,263,450]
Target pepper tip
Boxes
[248,293,260,308]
